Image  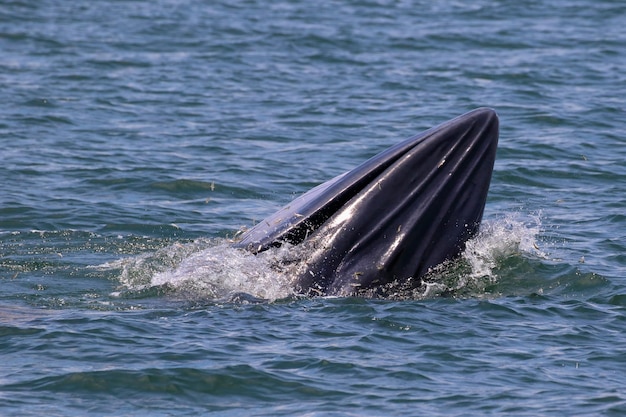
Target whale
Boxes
[234,108,499,297]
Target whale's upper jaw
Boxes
[235,108,499,296]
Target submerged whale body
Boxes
[235,108,499,296]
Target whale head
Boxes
[235,108,499,296]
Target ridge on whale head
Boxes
[234,108,499,296]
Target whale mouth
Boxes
[235,108,499,296]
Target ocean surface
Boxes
[1,0,625,415]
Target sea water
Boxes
[1,1,625,415]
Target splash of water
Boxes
[465,213,543,275]
[101,213,543,302]
[442,212,545,297]
[102,239,296,302]
[149,242,296,301]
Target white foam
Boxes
[150,243,295,301]
[461,212,544,284]
[104,239,295,302]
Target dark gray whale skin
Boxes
[235,108,499,296]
